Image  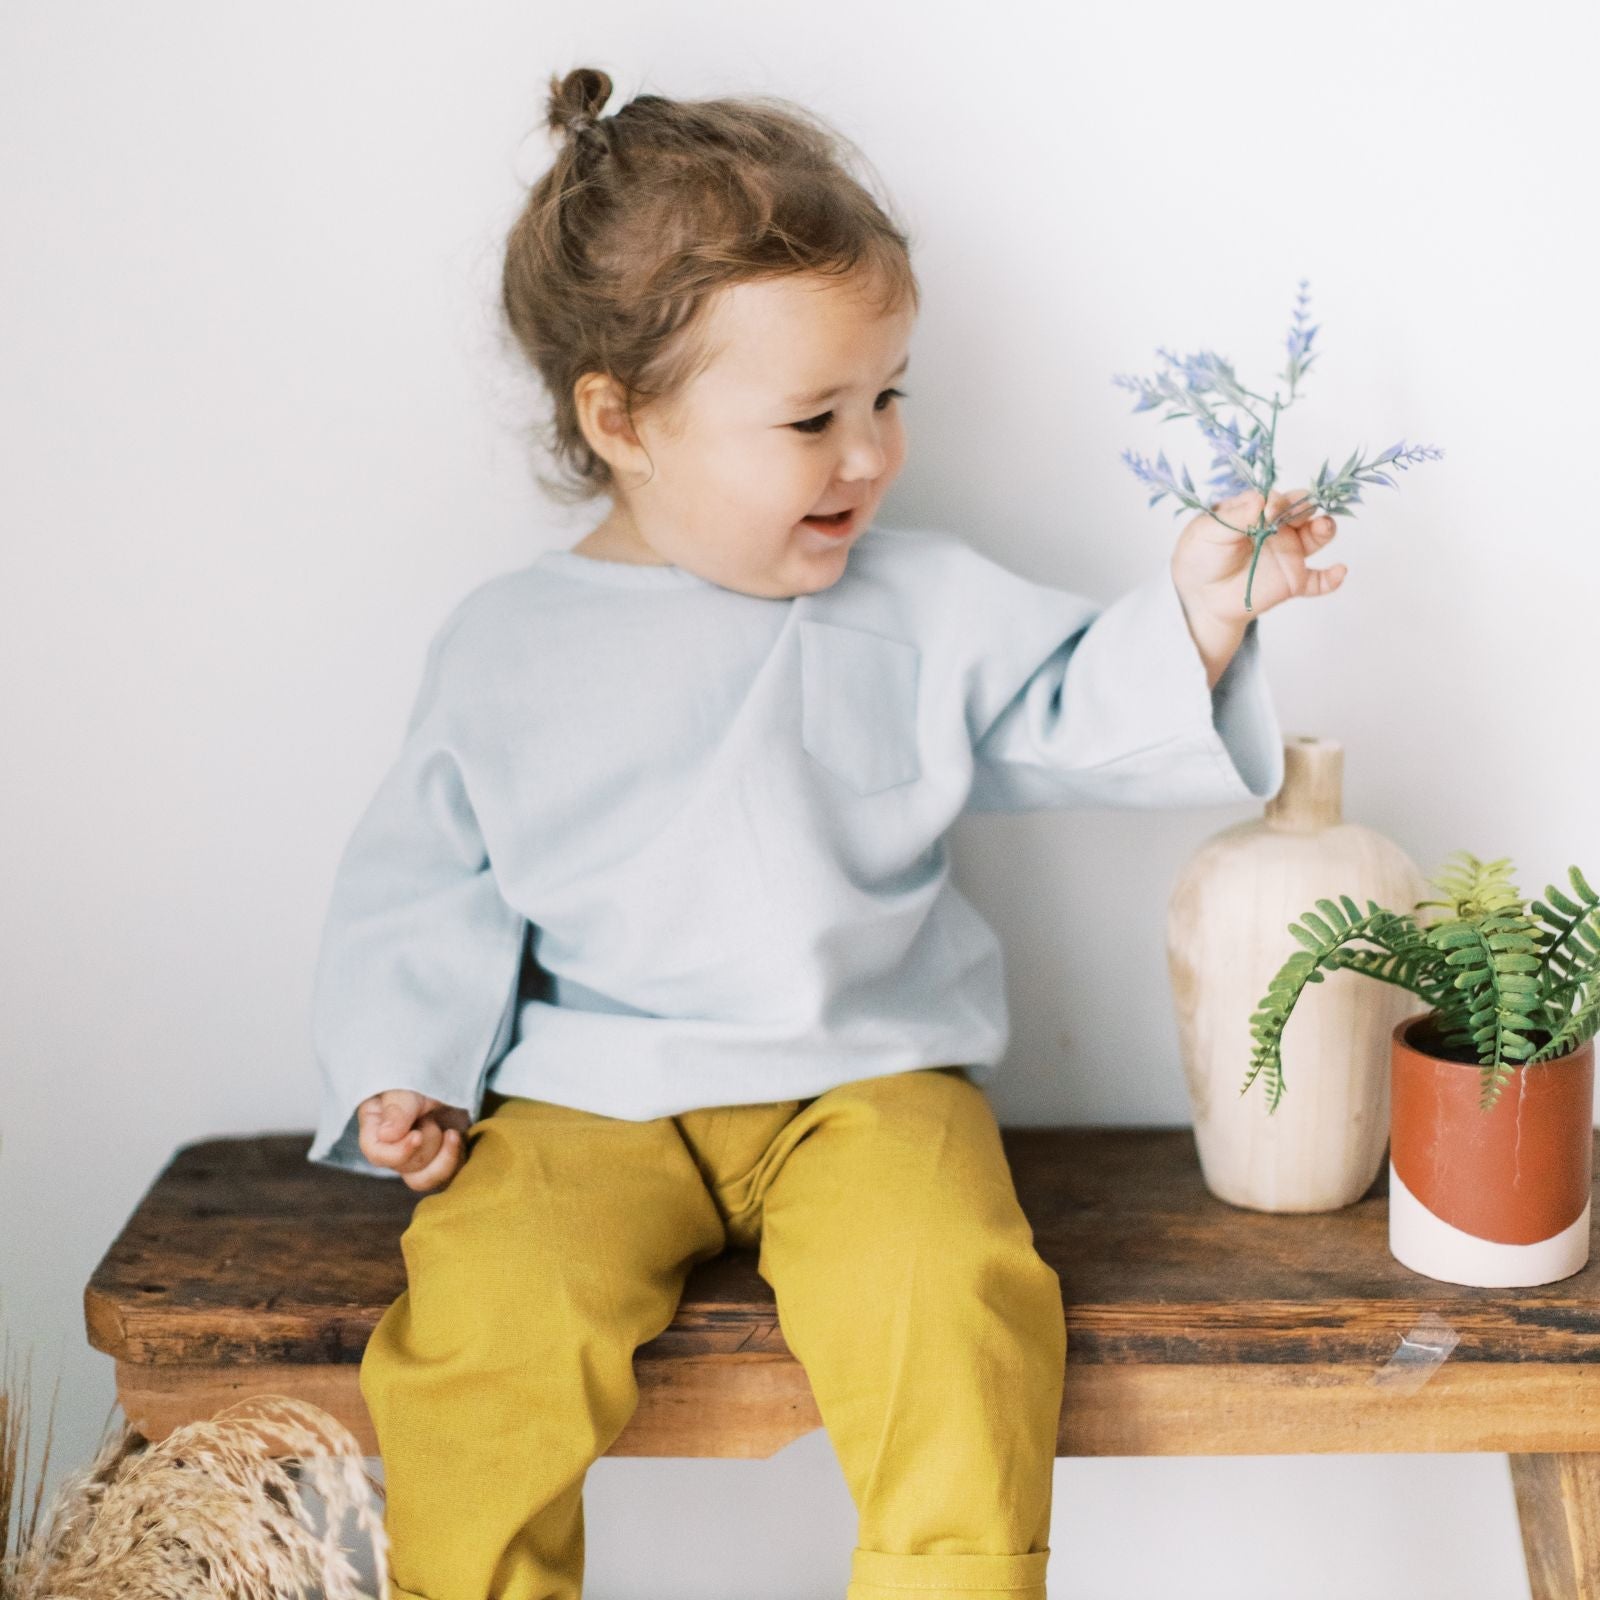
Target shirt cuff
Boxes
[1095,561,1285,804]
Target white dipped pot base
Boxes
[1389,1160,1592,1287]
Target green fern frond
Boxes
[1328,906,1452,1006]
[1328,948,1450,1009]
[1477,1056,1519,1112]
[1533,980,1600,1064]
[1242,858,1600,1117]
[1531,867,1600,988]
[1427,914,1554,1109]
[1415,850,1524,923]
[1242,906,1398,1115]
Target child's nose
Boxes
[842,436,888,478]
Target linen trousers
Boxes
[360,1062,1067,1600]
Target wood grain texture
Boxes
[113,1355,816,1459]
[88,1122,1600,1598]
[112,1357,1600,1459]
[84,1127,1600,1368]
[1510,1452,1600,1600]
[1165,736,1431,1212]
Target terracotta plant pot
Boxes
[1388,1010,1595,1286]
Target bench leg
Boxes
[1510,1452,1600,1599]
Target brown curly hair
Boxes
[502,66,920,506]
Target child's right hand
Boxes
[357,1090,473,1191]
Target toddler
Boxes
[307,64,1343,1600]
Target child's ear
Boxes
[574,370,650,480]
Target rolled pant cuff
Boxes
[848,1546,1050,1597]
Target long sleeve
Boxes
[963,556,1285,814]
[305,615,529,1177]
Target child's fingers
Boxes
[359,1097,399,1136]
[358,1100,425,1166]
[399,1118,444,1172]
[362,1130,422,1168]
[403,1127,464,1192]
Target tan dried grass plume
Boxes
[1,1334,62,1584]
[2,1332,387,1600]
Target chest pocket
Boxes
[798,619,922,795]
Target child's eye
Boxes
[792,388,907,436]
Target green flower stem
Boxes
[1186,389,1329,613]
[1244,529,1268,612]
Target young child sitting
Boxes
[307,63,1342,1600]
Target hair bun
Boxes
[547,66,612,142]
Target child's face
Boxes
[580,268,915,599]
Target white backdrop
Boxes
[2,2,1594,1596]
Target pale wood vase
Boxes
[1389,1012,1594,1286]
[1166,736,1431,1212]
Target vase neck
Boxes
[1265,737,1344,832]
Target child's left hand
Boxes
[1172,487,1347,632]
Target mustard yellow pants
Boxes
[360,1063,1066,1600]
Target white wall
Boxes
[2,2,1592,1596]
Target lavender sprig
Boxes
[1111,279,1445,611]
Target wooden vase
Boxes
[1389,1012,1594,1286]
[1166,735,1430,1212]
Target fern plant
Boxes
[1242,851,1600,1115]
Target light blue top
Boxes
[307,524,1285,1177]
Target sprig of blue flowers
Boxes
[1113,280,1444,611]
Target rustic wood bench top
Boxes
[83,1126,1600,1598]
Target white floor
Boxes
[313,1431,1532,1600]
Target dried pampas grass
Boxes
[2,1328,388,1600]
[1,1334,62,1582]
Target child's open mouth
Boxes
[800,507,857,537]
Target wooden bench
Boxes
[84,1126,1600,1598]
